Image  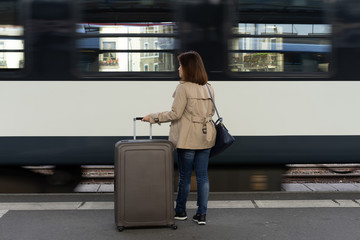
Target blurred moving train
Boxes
[1,0,360,192]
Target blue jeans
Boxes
[175,148,210,215]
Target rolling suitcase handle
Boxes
[133,117,152,140]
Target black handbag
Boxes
[206,85,235,158]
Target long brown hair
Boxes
[177,51,208,85]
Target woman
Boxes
[142,51,216,225]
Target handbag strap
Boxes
[206,84,222,123]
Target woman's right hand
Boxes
[142,115,150,122]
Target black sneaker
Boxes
[174,211,187,220]
[192,214,206,225]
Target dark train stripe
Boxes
[1,136,360,165]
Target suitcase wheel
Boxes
[170,224,177,230]
[117,226,124,232]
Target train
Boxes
[1,0,360,192]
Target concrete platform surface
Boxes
[74,183,360,193]
[1,192,360,240]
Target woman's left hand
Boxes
[142,115,150,122]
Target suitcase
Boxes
[114,117,177,231]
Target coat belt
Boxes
[184,115,213,134]
[189,116,213,124]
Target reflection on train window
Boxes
[0,25,24,70]
[229,24,331,73]
[94,52,174,72]
[77,23,178,73]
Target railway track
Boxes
[284,164,360,183]
[24,164,360,184]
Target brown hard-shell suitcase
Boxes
[114,118,177,231]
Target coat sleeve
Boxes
[149,84,187,124]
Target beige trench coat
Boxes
[149,81,216,149]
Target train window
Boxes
[77,23,178,74]
[230,0,332,77]
[0,1,24,73]
[77,0,178,76]
[229,23,331,74]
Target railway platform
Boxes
[1,186,360,240]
